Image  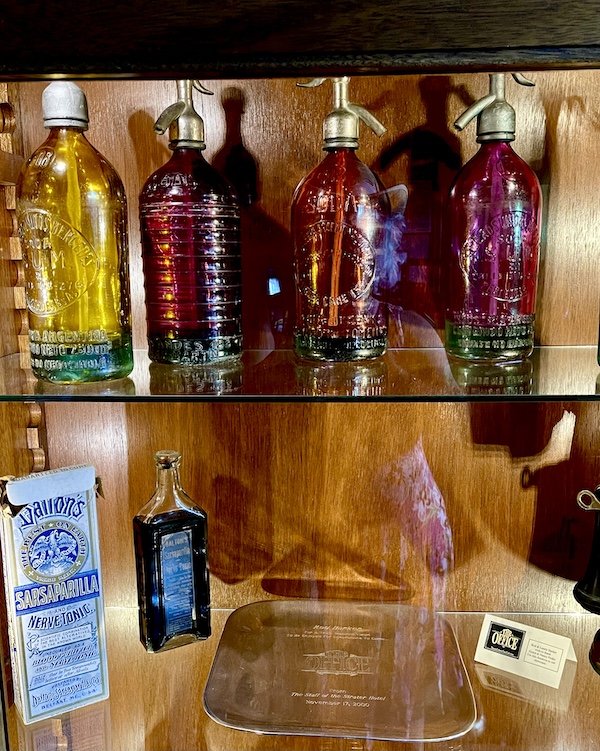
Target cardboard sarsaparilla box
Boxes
[0,465,109,724]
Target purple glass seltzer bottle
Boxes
[140,80,242,365]
[445,73,542,362]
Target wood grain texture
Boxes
[0,188,19,359]
[2,1,600,77]
[44,402,134,607]
[0,84,21,360]
[15,71,600,349]
[5,610,600,751]
[40,400,599,615]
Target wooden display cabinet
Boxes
[1,4,600,749]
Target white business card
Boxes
[474,615,577,689]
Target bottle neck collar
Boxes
[156,463,181,495]
[477,133,515,144]
[46,125,86,135]
[323,145,358,153]
[477,139,515,150]
[169,140,206,151]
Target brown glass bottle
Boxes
[291,148,389,361]
[292,76,390,362]
[133,450,210,652]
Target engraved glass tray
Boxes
[203,600,477,742]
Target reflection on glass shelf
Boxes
[149,361,243,396]
[293,358,388,397]
[33,377,137,397]
[0,346,598,400]
[6,608,600,751]
[13,700,111,751]
[449,358,534,395]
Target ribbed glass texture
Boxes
[140,148,241,365]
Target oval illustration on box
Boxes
[19,520,88,583]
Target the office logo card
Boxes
[475,614,577,689]
[484,622,525,659]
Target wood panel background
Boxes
[0,82,23,360]
[15,71,600,351]
[41,400,599,615]
[11,398,596,750]
[6,72,600,749]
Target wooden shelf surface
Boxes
[3,1,600,77]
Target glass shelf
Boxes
[0,346,598,402]
[6,607,600,751]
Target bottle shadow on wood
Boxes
[470,402,597,584]
[209,475,274,585]
[377,76,466,333]
[213,87,295,351]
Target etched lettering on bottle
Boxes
[144,173,200,194]
[32,148,55,170]
[160,173,193,189]
[308,192,361,214]
[296,222,375,310]
[19,209,100,316]
[459,210,538,302]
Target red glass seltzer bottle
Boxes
[292,77,390,362]
[140,80,241,365]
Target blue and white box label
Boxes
[1,465,109,723]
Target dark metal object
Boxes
[574,487,600,613]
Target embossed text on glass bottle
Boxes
[292,149,389,361]
[446,141,541,361]
[17,125,133,383]
[133,450,210,653]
